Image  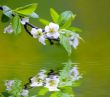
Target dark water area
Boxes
[0,0,110,97]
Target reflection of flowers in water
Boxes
[29,63,82,91]
[44,75,60,91]
[30,69,60,91]
[4,61,82,97]
[5,80,15,91]
[70,65,82,81]
[30,69,47,87]
[0,3,83,97]
[21,89,29,97]
[58,63,82,87]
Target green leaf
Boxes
[14,3,37,15]
[61,18,72,29]
[59,34,72,55]
[12,15,21,35]
[72,81,81,87]
[39,18,50,25]
[1,92,10,97]
[58,11,76,27]
[61,87,74,94]
[38,88,48,95]
[30,96,37,97]
[2,6,13,18]
[29,12,39,18]
[50,92,58,97]
[67,27,82,33]
[59,81,73,87]
[60,29,74,37]
[50,8,59,23]
[57,92,71,97]
[1,14,10,23]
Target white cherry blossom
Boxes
[31,28,46,45]
[68,33,80,49]
[31,28,42,38]
[45,22,60,39]
[38,35,46,45]
[4,24,13,34]
[21,17,29,25]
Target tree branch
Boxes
[24,23,33,37]
[0,6,60,44]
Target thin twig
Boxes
[24,24,33,37]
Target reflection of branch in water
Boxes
[24,69,59,89]
[0,6,3,10]
[3,61,82,97]
[24,76,33,89]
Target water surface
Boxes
[0,0,110,97]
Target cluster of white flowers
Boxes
[30,22,60,45]
[30,69,60,91]
[30,69,47,87]
[30,66,82,91]
[4,66,82,96]
[30,22,81,49]
[45,22,60,39]
[3,18,81,49]
[3,17,29,34]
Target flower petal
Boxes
[4,25,13,34]
[21,17,29,25]
[38,35,46,45]
[45,26,50,32]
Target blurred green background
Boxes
[0,0,110,97]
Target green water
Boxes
[0,0,110,97]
